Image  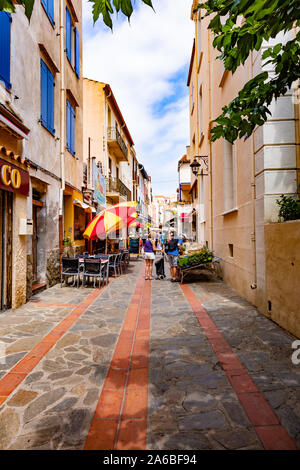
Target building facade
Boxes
[0,0,84,309]
[187,1,300,337]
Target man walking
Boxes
[165,231,183,282]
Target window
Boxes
[40,59,55,134]
[74,27,80,78]
[191,82,194,110]
[41,0,54,26]
[66,99,75,155]
[198,84,203,141]
[196,12,202,68]
[66,7,72,63]
[0,12,11,90]
[223,140,237,212]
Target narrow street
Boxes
[0,257,299,450]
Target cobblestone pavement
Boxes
[0,257,299,450]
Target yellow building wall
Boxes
[265,220,300,338]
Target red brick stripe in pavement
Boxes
[181,283,298,451]
[84,266,151,450]
[0,285,108,405]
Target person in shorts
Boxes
[165,231,183,282]
[143,233,156,280]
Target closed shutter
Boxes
[41,59,54,134]
[47,0,54,25]
[66,7,71,63]
[47,68,54,133]
[66,100,71,151]
[0,13,11,90]
[40,60,48,127]
[70,105,75,154]
[74,27,80,78]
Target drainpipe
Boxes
[250,50,257,291]
[208,28,213,250]
[59,0,65,269]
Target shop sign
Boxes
[0,158,29,196]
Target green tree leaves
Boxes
[198,0,300,142]
[0,0,153,26]
[89,0,153,28]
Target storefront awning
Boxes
[73,199,96,212]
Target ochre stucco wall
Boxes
[12,194,27,309]
[265,220,300,338]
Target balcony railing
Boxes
[107,127,128,160]
[106,177,131,201]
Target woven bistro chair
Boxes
[61,257,80,288]
[82,259,104,288]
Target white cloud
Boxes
[83,0,194,195]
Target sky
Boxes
[82,0,194,196]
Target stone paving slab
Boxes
[0,257,299,450]
[189,281,300,449]
[0,261,142,450]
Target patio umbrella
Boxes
[129,221,145,228]
[83,201,137,240]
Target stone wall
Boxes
[46,249,60,287]
[265,220,300,338]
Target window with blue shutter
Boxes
[74,27,80,78]
[41,0,54,26]
[0,12,12,90]
[66,7,72,63]
[66,100,75,155]
[40,59,55,134]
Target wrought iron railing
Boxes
[107,127,128,160]
[106,177,131,201]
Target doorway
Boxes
[0,190,13,311]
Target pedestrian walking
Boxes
[144,233,156,280]
[165,231,183,282]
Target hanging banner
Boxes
[93,165,106,210]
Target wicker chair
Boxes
[82,259,104,288]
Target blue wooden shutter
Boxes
[66,7,71,62]
[66,100,71,151]
[70,105,75,154]
[0,13,12,90]
[47,0,54,25]
[40,60,48,127]
[47,68,54,133]
[74,27,80,78]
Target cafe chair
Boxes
[61,258,80,288]
[82,259,103,288]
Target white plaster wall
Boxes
[179,164,191,183]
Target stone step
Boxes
[31,282,47,296]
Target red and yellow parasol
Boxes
[83,201,137,240]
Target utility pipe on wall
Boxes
[208,28,213,250]
[59,0,65,269]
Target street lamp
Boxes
[190,156,209,176]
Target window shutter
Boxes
[71,105,75,154]
[40,60,48,127]
[47,0,54,25]
[66,100,71,151]
[66,7,71,63]
[47,68,54,133]
[0,13,11,90]
[41,0,47,13]
[74,27,80,78]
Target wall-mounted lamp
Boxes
[190,155,209,176]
